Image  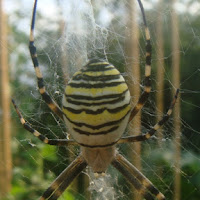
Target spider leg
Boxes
[112,154,165,200]
[118,89,179,144]
[12,99,77,146]
[129,0,152,122]
[29,0,64,120]
[40,155,87,200]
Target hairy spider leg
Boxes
[39,156,87,200]
[12,99,77,146]
[112,154,165,200]
[29,0,64,120]
[129,0,152,122]
[118,89,179,143]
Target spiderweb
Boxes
[4,0,200,199]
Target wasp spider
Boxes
[12,0,179,199]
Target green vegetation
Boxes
[5,0,200,199]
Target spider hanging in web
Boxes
[12,0,179,199]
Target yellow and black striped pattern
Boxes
[11,99,77,146]
[112,154,166,200]
[29,0,63,120]
[63,60,131,147]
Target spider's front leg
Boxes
[112,154,165,200]
[40,155,87,200]
[29,0,64,120]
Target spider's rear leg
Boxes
[12,99,76,146]
[129,0,152,122]
[119,89,179,143]
[29,0,64,120]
